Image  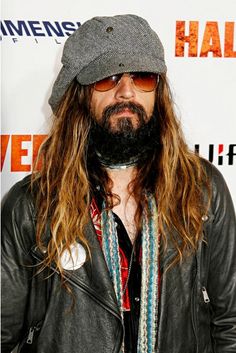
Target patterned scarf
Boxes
[100,194,159,353]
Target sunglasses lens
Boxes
[132,72,158,92]
[93,72,158,92]
[94,75,121,92]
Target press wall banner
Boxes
[1,0,236,206]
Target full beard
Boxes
[88,102,160,167]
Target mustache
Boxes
[101,102,147,128]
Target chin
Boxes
[109,117,141,133]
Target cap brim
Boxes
[77,51,167,85]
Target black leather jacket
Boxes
[1,161,236,353]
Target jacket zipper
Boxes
[191,274,198,352]
[202,286,210,303]
[26,324,41,344]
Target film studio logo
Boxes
[0,20,81,44]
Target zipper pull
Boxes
[26,327,35,344]
[202,286,210,303]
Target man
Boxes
[1,14,236,353]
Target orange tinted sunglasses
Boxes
[94,72,159,92]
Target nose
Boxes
[114,73,136,101]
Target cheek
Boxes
[90,100,101,123]
[144,94,156,118]
[90,93,107,121]
[90,93,97,116]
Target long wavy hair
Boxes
[32,74,210,276]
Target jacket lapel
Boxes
[65,220,121,318]
[31,219,121,319]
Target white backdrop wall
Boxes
[1,0,236,207]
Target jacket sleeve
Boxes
[1,179,35,353]
[207,164,236,352]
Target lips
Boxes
[113,108,135,117]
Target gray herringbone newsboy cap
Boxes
[49,14,167,112]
